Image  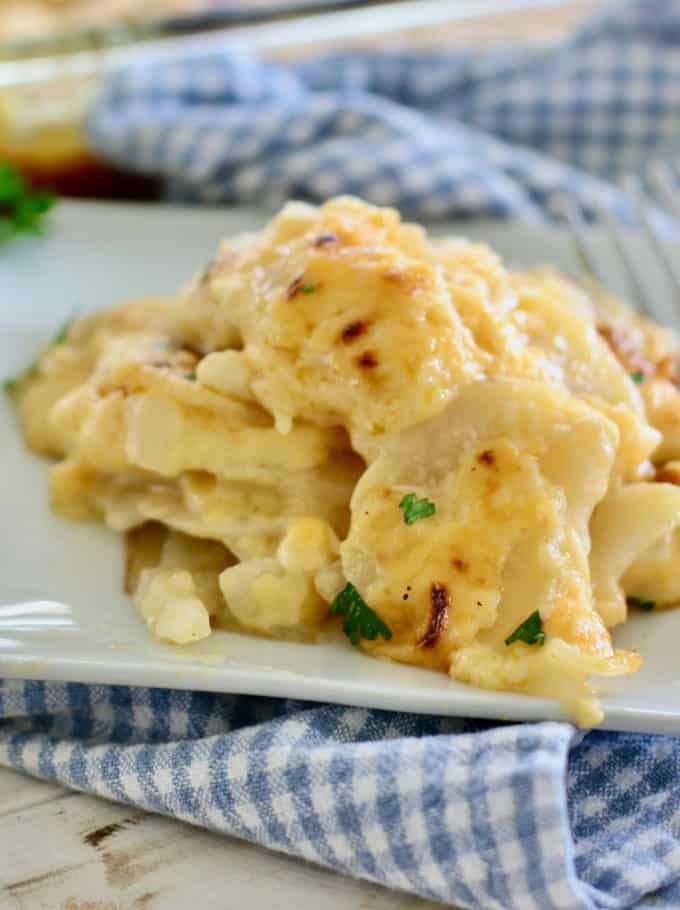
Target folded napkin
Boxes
[2,681,680,909]
[4,2,680,908]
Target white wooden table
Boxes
[0,766,446,909]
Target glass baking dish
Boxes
[0,2,384,197]
[0,0,565,198]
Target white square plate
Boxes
[2,201,679,733]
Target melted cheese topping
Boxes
[13,195,680,726]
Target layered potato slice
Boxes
[203,197,488,458]
[341,379,637,725]
[15,287,362,644]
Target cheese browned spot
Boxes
[340,321,367,344]
[313,233,338,248]
[356,352,378,370]
[477,449,496,467]
[418,583,449,648]
[287,275,305,300]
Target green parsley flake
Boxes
[630,371,645,384]
[627,596,655,611]
[399,493,436,525]
[0,164,55,245]
[4,371,24,396]
[185,371,198,381]
[300,284,316,293]
[329,582,392,646]
[52,317,72,346]
[504,610,545,647]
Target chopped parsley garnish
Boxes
[399,493,436,525]
[3,370,24,397]
[627,596,655,611]
[0,164,55,245]
[504,611,545,647]
[630,371,645,384]
[329,582,392,646]
[300,283,316,294]
[185,371,198,381]
[52,317,72,346]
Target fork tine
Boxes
[550,193,604,285]
[622,174,680,314]
[554,172,679,325]
[648,161,680,220]
[590,190,656,319]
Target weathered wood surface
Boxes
[0,767,443,910]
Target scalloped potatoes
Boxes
[13,196,680,726]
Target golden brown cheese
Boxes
[205,198,491,456]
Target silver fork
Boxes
[552,168,680,328]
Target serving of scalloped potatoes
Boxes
[11,196,680,726]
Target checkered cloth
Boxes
[3,2,680,908]
[2,683,680,909]
[86,0,680,222]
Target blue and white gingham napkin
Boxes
[86,0,680,222]
[2,683,680,909]
[3,2,680,908]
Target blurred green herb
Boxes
[627,596,655,611]
[0,165,55,245]
[52,317,72,346]
[630,371,645,384]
